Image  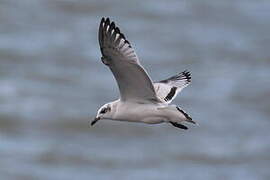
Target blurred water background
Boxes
[1,0,270,179]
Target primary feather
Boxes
[99,17,161,103]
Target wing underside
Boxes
[99,17,160,103]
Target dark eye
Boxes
[100,106,111,114]
[100,108,107,114]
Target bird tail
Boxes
[157,105,197,130]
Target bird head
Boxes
[91,103,112,126]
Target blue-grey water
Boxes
[1,0,270,179]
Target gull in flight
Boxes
[91,17,197,130]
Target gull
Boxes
[91,17,197,130]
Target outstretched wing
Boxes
[154,71,191,104]
[98,17,160,103]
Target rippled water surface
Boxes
[1,0,270,179]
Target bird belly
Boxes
[113,102,165,124]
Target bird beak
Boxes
[91,117,100,126]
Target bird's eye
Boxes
[100,108,107,114]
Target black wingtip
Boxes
[115,27,120,34]
[119,33,126,40]
[176,106,193,122]
[105,17,110,25]
[124,40,132,47]
[99,17,132,50]
[181,70,191,82]
[110,21,115,28]
[100,17,128,41]
[170,121,188,130]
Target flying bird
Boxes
[91,17,196,130]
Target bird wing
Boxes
[98,17,160,103]
[154,71,191,104]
